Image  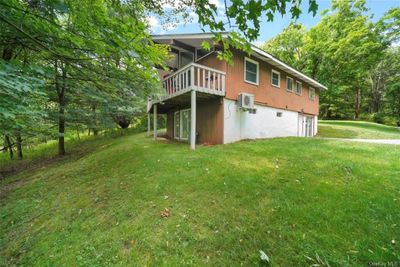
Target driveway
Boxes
[317,138,400,145]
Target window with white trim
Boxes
[271,70,280,87]
[286,77,293,92]
[309,87,315,101]
[244,57,259,85]
[180,51,194,68]
[295,81,302,95]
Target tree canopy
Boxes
[262,0,400,121]
[0,0,169,156]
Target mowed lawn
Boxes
[318,120,400,139]
[1,133,399,266]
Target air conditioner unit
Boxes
[238,93,255,110]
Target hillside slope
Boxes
[1,133,399,266]
[318,120,400,139]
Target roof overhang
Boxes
[151,32,229,52]
[250,45,327,90]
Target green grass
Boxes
[318,120,400,139]
[1,133,400,266]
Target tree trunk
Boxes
[76,126,81,141]
[91,105,98,135]
[55,60,66,155]
[15,130,23,160]
[4,135,13,159]
[58,95,65,155]
[371,75,382,113]
[2,47,13,61]
[354,88,361,119]
[3,48,14,160]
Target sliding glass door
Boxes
[174,109,191,140]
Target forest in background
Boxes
[262,0,399,124]
[0,0,399,163]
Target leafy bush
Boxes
[371,112,385,124]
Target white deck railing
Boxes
[162,63,226,98]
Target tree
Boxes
[263,0,386,119]
[262,23,307,70]
[1,0,169,156]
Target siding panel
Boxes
[165,97,224,144]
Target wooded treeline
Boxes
[0,0,171,159]
[262,0,400,123]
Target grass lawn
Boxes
[1,133,399,266]
[317,120,400,139]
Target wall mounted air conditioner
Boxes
[238,93,255,110]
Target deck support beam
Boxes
[153,104,157,141]
[190,90,196,150]
[147,113,151,137]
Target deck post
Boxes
[190,90,196,150]
[147,112,151,137]
[153,104,157,141]
[190,66,195,90]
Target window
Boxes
[286,77,293,92]
[180,51,194,68]
[295,81,302,95]
[195,47,214,61]
[276,112,283,117]
[244,57,259,85]
[309,87,315,101]
[271,70,280,87]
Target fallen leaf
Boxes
[161,208,170,218]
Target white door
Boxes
[298,115,304,136]
[305,117,313,137]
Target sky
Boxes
[148,0,400,45]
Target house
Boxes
[147,33,327,149]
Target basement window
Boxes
[276,112,283,117]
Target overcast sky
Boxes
[148,0,399,45]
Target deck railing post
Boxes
[190,66,195,90]
[153,104,157,141]
[147,112,151,137]
[190,90,196,150]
